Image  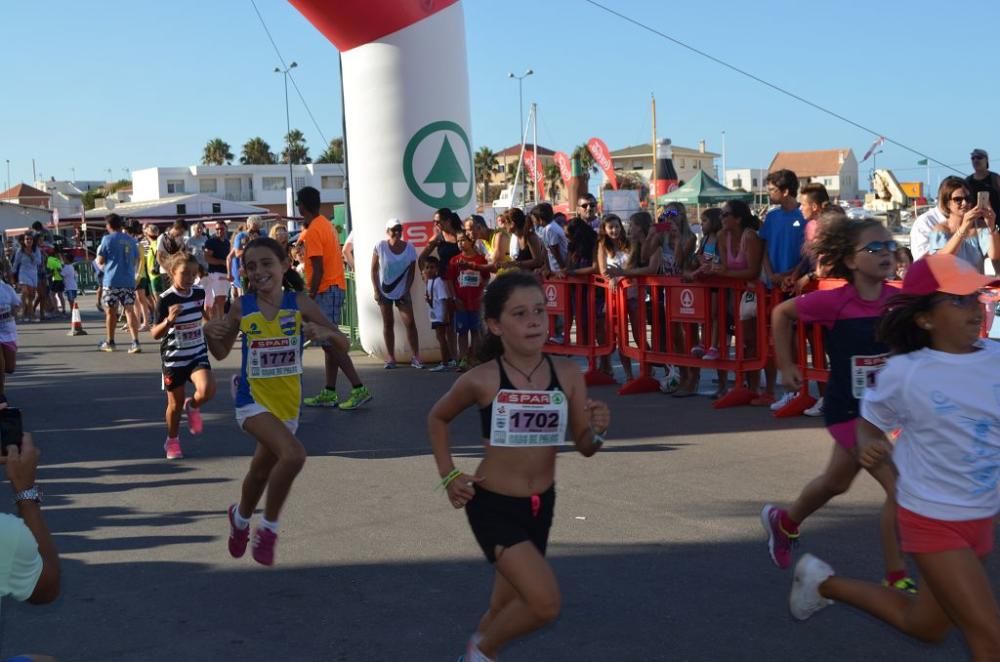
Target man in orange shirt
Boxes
[296,187,372,410]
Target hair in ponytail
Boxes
[477,271,545,362]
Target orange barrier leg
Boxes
[618,375,660,395]
[712,372,755,409]
[773,385,816,418]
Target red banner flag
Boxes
[587,137,617,190]
[522,150,546,200]
[554,151,572,189]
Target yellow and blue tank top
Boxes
[235,290,303,422]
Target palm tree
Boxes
[316,138,344,163]
[543,163,562,202]
[572,143,599,175]
[281,129,311,165]
[240,137,276,165]
[474,146,499,206]
[202,138,234,165]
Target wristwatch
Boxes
[14,486,41,504]
[590,427,607,448]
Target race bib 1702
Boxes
[490,389,569,447]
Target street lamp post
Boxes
[507,68,533,205]
[5,159,10,194]
[721,130,727,185]
[275,62,298,215]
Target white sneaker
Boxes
[789,554,834,621]
[769,391,796,411]
[803,397,824,417]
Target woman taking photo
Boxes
[372,219,422,369]
[927,176,999,272]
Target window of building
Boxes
[321,175,344,189]
[678,159,686,169]
[199,179,217,193]
[166,179,185,194]
[752,178,758,188]
[632,160,643,170]
[176,204,187,215]
[733,177,743,189]
[211,203,221,213]
[294,176,306,191]
[262,177,286,191]
[694,161,700,170]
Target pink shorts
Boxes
[827,419,857,450]
[897,506,994,558]
[0,342,16,354]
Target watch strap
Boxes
[14,487,41,504]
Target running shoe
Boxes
[98,340,115,352]
[383,361,397,370]
[760,504,799,569]
[227,503,250,559]
[690,344,706,358]
[882,576,918,594]
[164,437,183,460]
[338,385,373,410]
[137,323,150,332]
[429,362,451,373]
[659,367,681,394]
[769,391,796,411]
[304,388,339,408]
[410,357,425,369]
[184,398,203,435]
[703,347,720,361]
[457,359,469,372]
[789,554,834,620]
[251,527,278,566]
[128,341,142,354]
[803,397,825,417]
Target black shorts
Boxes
[162,362,210,390]
[50,281,65,293]
[465,484,555,564]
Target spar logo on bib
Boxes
[403,121,473,209]
[497,392,555,405]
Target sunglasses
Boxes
[972,155,986,161]
[950,195,968,203]
[857,240,898,254]
[659,209,680,219]
[580,202,596,208]
[389,226,403,233]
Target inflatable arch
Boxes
[290,0,475,361]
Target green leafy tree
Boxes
[316,137,344,163]
[572,143,599,175]
[543,163,562,202]
[474,146,498,206]
[202,138,234,165]
[281,129,311,165]
[603,171,649,201]
[82,188,104,211]
[240,137,276,165]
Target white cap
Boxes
[385,218,403,230]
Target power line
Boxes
[249,0,330,150]
[581,0,961,176]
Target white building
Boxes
[724,168,769,204]
[0,201,51,233]
[768,148,860,201]
[132,163,345,216]
[608,140,720,188]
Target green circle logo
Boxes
[403,120,473,209]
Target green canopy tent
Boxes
[656,170,753,205]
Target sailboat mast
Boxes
[651,93,658,220]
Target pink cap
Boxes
[902,253,999,296]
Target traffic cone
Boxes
[67,302,87,336]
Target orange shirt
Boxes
[299,215,346,292]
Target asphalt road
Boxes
[0,296,994,661]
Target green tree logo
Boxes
[403,121,473,209]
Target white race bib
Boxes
[248,336,302,379]
[174,321,204,349]
[852,354,887,399]
[458,270,481,288]
[490,389,569,447]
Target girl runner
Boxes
[428,272,610,662]
[762,217,912,590]
[204,237,348,566]
[151,253,217,460]
[789,252,1000,659]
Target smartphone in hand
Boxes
[0,408,23,456]
[978,191,990,210]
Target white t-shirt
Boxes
[909,207,945,260]
[540,222,568,271]
[0,282,20,343]
[375,241,417,300]
[861,341,1000,520]
[425,277,449,324]
[61,263,78,291]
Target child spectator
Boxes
[423,256,454,372]
[60,258,78,310]
[449,232,488,370]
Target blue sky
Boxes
[1,0,995,191]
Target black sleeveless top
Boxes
[515,237,534,262]
[479,355,564,438]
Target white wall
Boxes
[131,164,346,206]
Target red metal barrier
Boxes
[612,275,770,407]
[542,275,617,386]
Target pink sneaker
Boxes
[227,504,250,558]
[164,437,183,460]
[251,527,278,566]
[761,504,799,569]
[184,398,203,435]
[703,347,720,361]
[690,344,706,358]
